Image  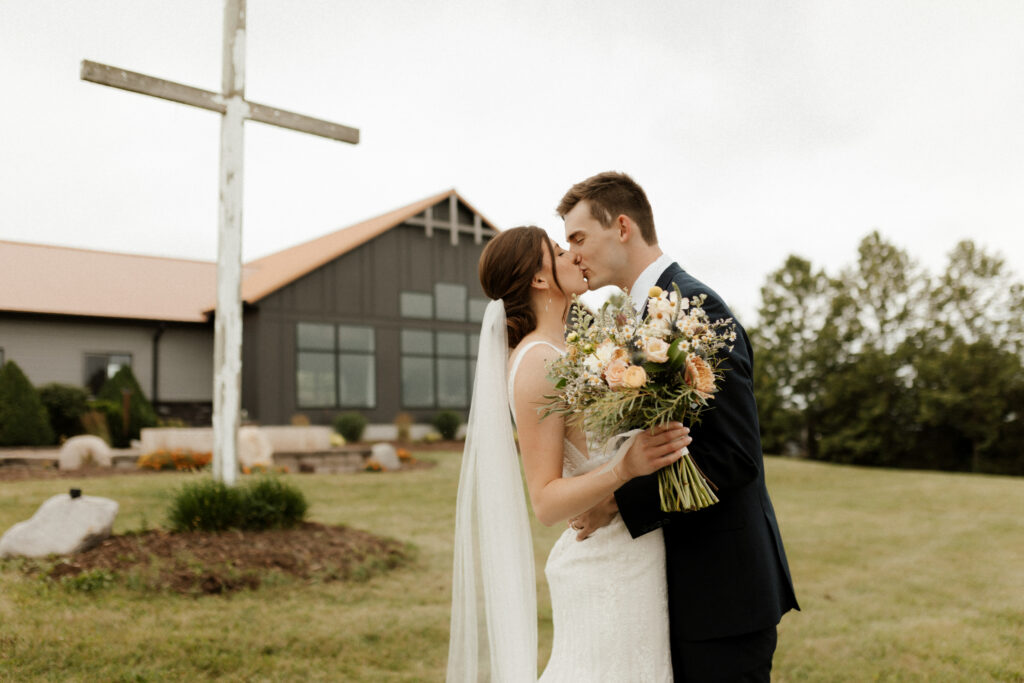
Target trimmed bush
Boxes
[39,383,89,442]
[333,412,368,443]
[241,477,309,530]
[96,366,158,447]
[167,477,308,532]
[432,410,461,441]
[0,361,54,446]
[168,479,243,532]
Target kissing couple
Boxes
[448,172,799,682]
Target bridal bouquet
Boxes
[544,285,737,512]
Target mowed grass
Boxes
[1,456,1022,682]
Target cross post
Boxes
[81,0,360,484]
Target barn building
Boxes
[0,190,498,427]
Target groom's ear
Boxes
[616,214,633,243]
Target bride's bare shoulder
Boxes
[510,337,562,397]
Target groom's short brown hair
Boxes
[556,171,657,245]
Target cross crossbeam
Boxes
[81,60,359,144]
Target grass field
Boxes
[1,455,1022,681]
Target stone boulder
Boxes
[0,492,119,558]
[238,426,274,470]
[368,443,402,471]
[58,435,113,470]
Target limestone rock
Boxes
[58,435,113,470]
[238,426,274,470]
[368,443,401,471]
[0,492,119,558]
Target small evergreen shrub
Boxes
[96,367,158,447]
[168,479,244,532]
[0,361,54,446]
[333,412,368,443]
[240,477,309,530]
[432,410,462,441]
[39,383,89,441]
[80,409,111,444]
[168,477,308,532]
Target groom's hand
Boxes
[570,495,619,541]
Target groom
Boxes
[559,172,799,682]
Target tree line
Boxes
[751,231,1024,475]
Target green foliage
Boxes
[0,361,54,446]
[95,367,158,447]
[333,412,367,442]
[753,233,1024,474]
[167,477,308,532]
[167,479,243,532]
[39,383,89,441]
[61,569,116,593]
[240,477,309,530]
[431,410,461,440]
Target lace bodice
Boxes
[508,340,610,478]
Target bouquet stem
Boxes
[657,448,719,513]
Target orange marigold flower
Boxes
[684,355,717,399]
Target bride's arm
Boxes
[513,346,689,526]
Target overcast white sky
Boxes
[2,0,1022,322]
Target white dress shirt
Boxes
[629,253,676,311]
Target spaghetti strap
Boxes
[507,340,564,419]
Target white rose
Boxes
[644,337,670,363]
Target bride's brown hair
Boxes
[479,226,566,348]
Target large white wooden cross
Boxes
[82,0,359,485]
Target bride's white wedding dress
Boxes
[509,341,674,682]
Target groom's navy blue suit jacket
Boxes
[615,262,800,643]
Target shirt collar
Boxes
[629,253,676,311]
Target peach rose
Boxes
[623,364,648,389]
[685,355,716,399]
[604,359,629,389]
[644,337,670,363]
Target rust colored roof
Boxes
[0,190,497,323]
[0,240,218,323]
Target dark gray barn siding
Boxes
[241,210,492,426]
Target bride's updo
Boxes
[479,226,565,348]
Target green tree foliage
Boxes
[0,361,54,446]
[95,366,158,447]
[753,233,1024,475]
[39,383,89,442]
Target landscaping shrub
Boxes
[168,479,243,532]
[240,477,309,530]
[39,383,89,442]
[168,477,308,532]
[0,361,54,446]
[432,410,461,440]
[80,408,112,444]
[333,412,367,443]
[96,366,158,447]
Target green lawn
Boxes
[1,456,1022,681]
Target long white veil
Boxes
[447,299,537,682]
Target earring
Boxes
[545,296,551,313]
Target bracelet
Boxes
[611,463,628,484]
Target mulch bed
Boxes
[37,522,411,595]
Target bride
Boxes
[447,226,691,682]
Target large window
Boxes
[435,283,467,321]
[400,330,475,409]
[400,291,433,319]
[296,323,375,408]
[84,353,132,395]
[401,330,435,408]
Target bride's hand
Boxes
[614,423,691,481]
